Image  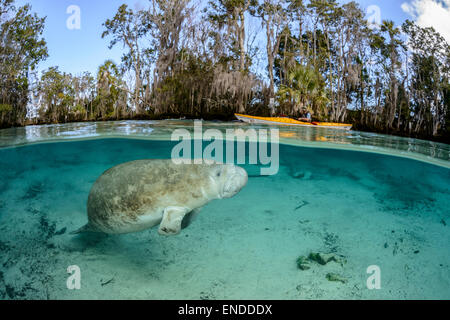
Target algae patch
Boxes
[326,273,348,284]
[308,252,347,266]
[296,256,311,270]
[296,252,347,270]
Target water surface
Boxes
[1,120,448,168]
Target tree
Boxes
[333,1,368,123]
[208,0,257,72]
[370,21,405,130]
[277,64,328,116]
[0,0,47,128]
[287,0,306,64]
[257,0,288,100]
[37,67,74,123]
[403,20,450,136]
[102,4,149,114]
[71,72,95,121]
[95,60,128,120]
[142,0,193,114]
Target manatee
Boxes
[72,160,248,236]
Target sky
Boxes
[14,0,450,77]
[15,0,148,76]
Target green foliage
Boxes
[0,104,12,113]
[277,64,328,117]
[0,0,47,128]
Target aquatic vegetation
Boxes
[326,273,348,284]
[21,182,45,200]
[39,216,57,240]
[296,256,311,271]
[0,240,8,252]
[297,252,347,271]
[308,253,347,267]
[100,277,115,287]
[382,229,424,257]
[323,233,340,253]
[0,226,59,299]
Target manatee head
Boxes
[211,164,248,199]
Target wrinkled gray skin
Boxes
[72,160,248,236]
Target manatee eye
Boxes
[217,172,221,177]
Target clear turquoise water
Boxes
[0,137,449,299]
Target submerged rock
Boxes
[296,256,311,270]
[326,273,347,284]
[296,252,347,271]
[308,252,346,266]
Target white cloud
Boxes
[401,0,450,43]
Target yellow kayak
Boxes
[235,114,352,130]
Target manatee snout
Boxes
[221,165,248,198]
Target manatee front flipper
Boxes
[159,207,191,236]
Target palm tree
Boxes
[277,64,328,117]
[96,60,126,119]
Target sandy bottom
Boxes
[0,139,449,300]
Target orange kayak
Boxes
[235,114,352,130]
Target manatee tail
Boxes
[70,224,95,235]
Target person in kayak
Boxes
[298,111,312,122]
